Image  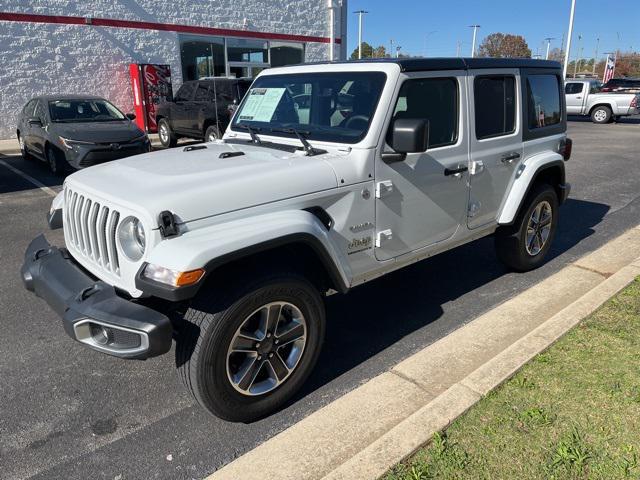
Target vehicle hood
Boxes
[51,121,144,143]
[66,141,339,223]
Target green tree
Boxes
[350,42,374,60]
[478,33,531,58]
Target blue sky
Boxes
[347,0,640,60]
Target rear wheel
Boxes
[176,271,325,422]
[590,105,612,124]
[17,133,32,160]
[495,183,559,272]
[205,125,221,142]
[158,119,177,148]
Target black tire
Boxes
[17,132,32,160]
[46,145,67,175]
[590,105,612,124]
[176,271,325,422]
[158,118,177,148]
[204,125,221,142]
[495,183,559,272]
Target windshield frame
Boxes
[230,71,388,145]
[48,99,127,123]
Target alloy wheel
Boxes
[226,301,307,396]
[525,200,552,256]
[159,124,169,144]
[594,109,607,122]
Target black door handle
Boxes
[501,152,521,163]
[444,166,469,176]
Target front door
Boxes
[171,82,197,133]
[374,72,470,261]
[467,70,522,229]
[564,81,586,114]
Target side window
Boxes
[194,82,210,101]
[214,81,235,102]
[526,75,561,129]
[34,101,47,121]
[589,82,602,94]
[175,82,196,102]
[564,83,584,95]
[390,77,458,148]
[23,100,36,116]
[474,75,516,140]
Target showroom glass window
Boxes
[390,77,459,148]
[474,76,516,139]
[180,35,225,81]
[270,42,304,67]
[526,75,561,129]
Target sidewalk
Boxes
[209,226,640,480]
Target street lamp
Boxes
[469,25,481,58]
[395,45,402,58]
[354,10,369,59]
[592,36,600,75]
[562,0,576,78]
[544,37,555,60]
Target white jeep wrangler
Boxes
[22,58,571,422]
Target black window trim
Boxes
[388,75,460,150]
[521,68,566,141]
[175,81,197,102]
[473,74,518,141]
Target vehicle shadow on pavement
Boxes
[297,198,609,401]
[568,116,640,125]
[0,154,65,194]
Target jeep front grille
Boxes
[64,187,120,276]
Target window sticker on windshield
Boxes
[237,88,286,122]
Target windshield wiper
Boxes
[270,128,325,156]
[235,124,262,145]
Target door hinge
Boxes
[375,229,393,247]
[469,160,484,175]
[375,180,394,199]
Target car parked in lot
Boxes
[155,77,251,148]
[600,77,640,93]
[22,58,571,422]
[565,79,640,123]
[17,95,150,175]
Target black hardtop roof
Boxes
[305,57,561,72]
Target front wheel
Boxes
[495,183,559,272]
[176,273,325,422]
[46,146,67,176]
[205,125,220,142]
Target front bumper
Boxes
[62,140,151,169]
[21,235,172,359]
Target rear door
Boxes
[31,100,49,158]
[565,81,586,114]
[467,69,522,229]
[374,71,470,261]
[192,81,213,133]
[171,82,196,133]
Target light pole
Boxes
[456,40,462,57]
[354,10,369,59]
[592,36,600,75]
[469,25,481,58]
[562,0,576,78]
[395,45,402,58]
[573,35,582,78]
[544,37,555,59]
[423,30,437,57]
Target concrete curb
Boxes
[207,227,640,480]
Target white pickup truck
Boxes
[565,79,640,123]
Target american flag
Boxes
[603,54,616,83]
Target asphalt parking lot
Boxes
[1,118,639,480]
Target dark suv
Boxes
[155,78,251,148]
[601,78,640,93]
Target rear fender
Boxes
[497,152,565,225]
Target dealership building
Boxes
[0,1,348,139]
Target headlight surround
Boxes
[117,216,146,261]
[59,136,95,150]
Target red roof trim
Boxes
[0,12,341,44]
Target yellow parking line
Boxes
[0,159,58,197]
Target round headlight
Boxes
[118,216,146,261]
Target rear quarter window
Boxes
[526,75,561,129]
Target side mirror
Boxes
[28,117,43,127]
[126,113,136,120]
[383,118,429,162]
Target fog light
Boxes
[90,324,112,345]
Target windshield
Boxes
[231,72,387,144]
[48,99,126,122]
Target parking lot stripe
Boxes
[0,159,58,197]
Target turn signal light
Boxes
[176,268,206,287]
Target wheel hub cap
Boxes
[226,301,307,396]
[526,200,552,256]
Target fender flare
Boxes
[136,210,351,301]
[497,153,566,225]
